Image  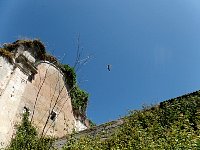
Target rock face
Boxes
[0,42,86,148]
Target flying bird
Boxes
[107,64,111,71]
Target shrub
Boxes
[63,91,200,149]
[0,48,14,63]
[6,112,54,150]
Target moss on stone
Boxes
[0,39,89,119]
[0,48,14,63]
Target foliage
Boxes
[44,54,58,64]
[3,39,45,54]
[0,48,14,63]
[1,39,46,63]
[70,86,89,115]
[63,91,200,150]
[61,64,77,89]
[88,119,96,127]
[1,39,90,121]
[6,112,54,150]
[61,64,89,116]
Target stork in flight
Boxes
[107,64,111,71]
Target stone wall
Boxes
[18,62,76,137]
[0,57,14,96]
[0,45,87,148]
[0,57,28,148]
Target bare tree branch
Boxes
[73,34,93,74]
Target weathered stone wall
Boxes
[0,57,28,148]
[18,62,76,137]
[0,45,87,148]
[0,57,14,96]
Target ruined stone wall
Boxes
[0,45,87,148]
[0,57,29,148]
[18,62,76,137]
[0,57,14,96]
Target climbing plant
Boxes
[61,64,77,89]
[70,86,89,115]
[6,111,54,150]
[0,48,14,63]
[0,39,89,116]
[61,64,89,116]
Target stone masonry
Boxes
[0,43,87,148]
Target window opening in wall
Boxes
[28,73,35,82]
[50,110,57,121]
[23,106,30,114]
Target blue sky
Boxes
[1,0,200,124]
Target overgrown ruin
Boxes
[0,40,89,148]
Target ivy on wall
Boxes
[61,64,77,89]
[61,64,89,116]
[0,39,89,117]
[0,48,14,63]
[70,86,89,116]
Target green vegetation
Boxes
[61,64,89,116]
[88,119,96,127]
[2,39,48,61]
[61,64,77,89]
[0,39,89,117]
[70,86,89,116]
[6,90,200,149]
[6,111,54,150]
[3,39,200,149]
[63,91,200,150]
[0,48,14,63]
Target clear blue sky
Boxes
[1,0,200,124]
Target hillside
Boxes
[61,90,200,149]
[6,88,200,149]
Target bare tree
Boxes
[73,34,92,73]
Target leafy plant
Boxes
[0,48,14,63]
[61,64,77,89]
[70,86,89,115]
[63,91,200,150]
[61,64,89,116]
[0,39,89,117]
[6,111,54,150]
